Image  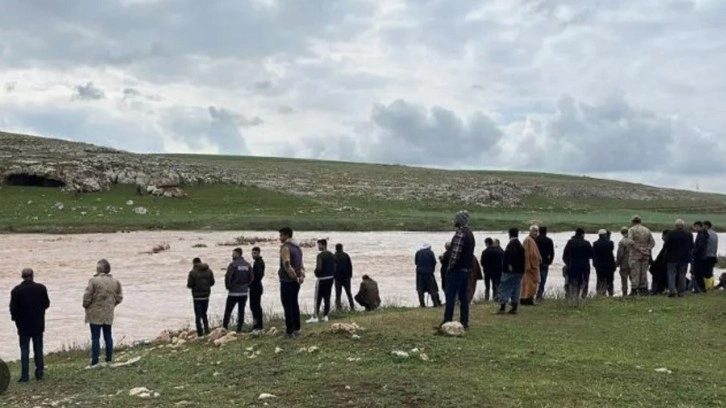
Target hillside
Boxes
[3,296,726,407]
[1,130,725,233]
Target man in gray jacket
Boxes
[223,248,253,333]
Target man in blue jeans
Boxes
[440,211,476,329]
[10,268,50,382]
[498,228,525,314]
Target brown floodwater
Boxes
[1,230,723,360]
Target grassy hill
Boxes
[3,295,726,407]
[1,131,725,233]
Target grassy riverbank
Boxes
[2,184,726,234]
[3,294,726,407]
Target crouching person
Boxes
[83,259,123,369]
[355,275,381,311]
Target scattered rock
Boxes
[259,393,278,400]
[213,332,238,347]
[156,330,172,343]
[129,387,159,398]
[391,351,409,359]
[439,322,466,337]
[330,322,364,335]
[346,357,361,362]
[307,346,320,354]
[209,328,228,342]
[110,356,142,368]
[126,200,134,206]
[53,202,64,211]
[133,206,148,215]
[351,334,361,340]
[419,353,430,362]
[275,347,284,354]
[655,367,673,374]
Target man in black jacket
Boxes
[441,211,476,329]
[481,238,504,302]
[535,226,555,301]
[415,244,442,307]
[187,258,215,337]
[692,221,709,293]
[439,242,452,292]
[334,243,355,312]
[563,228,593,300]
[498,228,525,314]
[593,229,616,297]
[250,247,265,331]
[664,219,694,297]
[10,268,50,382]
[308,239,336,323]
[223,248,253,332]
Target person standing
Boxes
[498,228,525,314]
[83,259,123,368]
[704,221,719,284]
[692,221,710,293]
[481,238,504,302]
[616,227,633,296]
[520,226,542,305]
[415,244,442,307]
[187,258,215,337]
[222,248,253,332]
[441,211,476,328]
[308,239,336,323]
[279,227,305,338]
[439,242,452,292]
[663,219,693,297]
[354,275,381,311]
[649,231,669,295]
[333,243,355,312]
[628,216,656,296]
[535,226,555,301]
[250,247,265,332]
[562,228,594,301]
[9,268,50,382]
[593,229,616,297]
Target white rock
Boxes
[129,387,151,397]
[126,200,134,206]
[133,206,148,215]
[110,356,142,368]
[275,347,284,354]
[351,334,361,340]
[307,346,320,353]
[440,322,466,337]
[655,367,672,374]
[391,351,409,358]
[258,393,278,400]
[53,202,64,211]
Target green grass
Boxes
[1,184,726,233]
[3,294,726,407]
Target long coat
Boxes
[83,273,123,325]
[467,258,483,303]
[521,236,542,299]
[10,281,50,336]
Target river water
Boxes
[0,230,723,360]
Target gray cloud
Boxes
[73,82,105,101]
[208,106,263,127]
[4,82,16,92]
[277,105,294,114]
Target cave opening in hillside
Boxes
[4,173,66,188]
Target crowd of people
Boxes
[7,214,722,384]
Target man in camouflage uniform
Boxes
[616,227,633,296]
[627,216,655,296]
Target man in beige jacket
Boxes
[82,259,123,368]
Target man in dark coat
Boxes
[250,247,265,331]
[692,221,709,293]
[562,228,594,300]
[499,228,525,314]
[334,243,355,311]
[663,219,693,297]
[535,226,555,301]
[223,248,253,332]
[593,229,616,297]
[187,258,215,337]
[481,238,504,302]
[650,231,669,295]
[439,242,452,292]
[441,211,476,329]
[355,275,381,311]
[415,244,442,307]
[9,268,50,382]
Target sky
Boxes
[1,0,725,193]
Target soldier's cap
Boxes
[631,215,642,223]
[598,229,607,235]
[620,226,629,234]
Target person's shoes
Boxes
[286,333,295,339]
[18,376,29,383]
[84,363,103,370]
[668,293,676,298]
[322,316,329,322]
[35,371,44,381]
[508,303,519,315]
[306,316,319,324]
[251,329,263,335]
[292,331,301,337]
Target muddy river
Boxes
[1,230,723,360]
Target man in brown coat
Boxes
[521,226,542,305]
[82,259,123,368]
[355,275,381,311]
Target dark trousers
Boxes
[193,298,210,337]
[354,294,375,311]
[692,260,708,293]
[250,286,264,330]
[443,269,470,328]
[315,278,334,317]
[280,281,301,335]
[484,273,501,301]
[595,269,615,297]
[335,278,355,310]
[580,269,591,298]
[223,295,248,332]
[667,263,687,295]
[90,324,113,366]
[536,264,549,300]
[19,334,44,380]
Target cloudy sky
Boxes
[1,0,725,192]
